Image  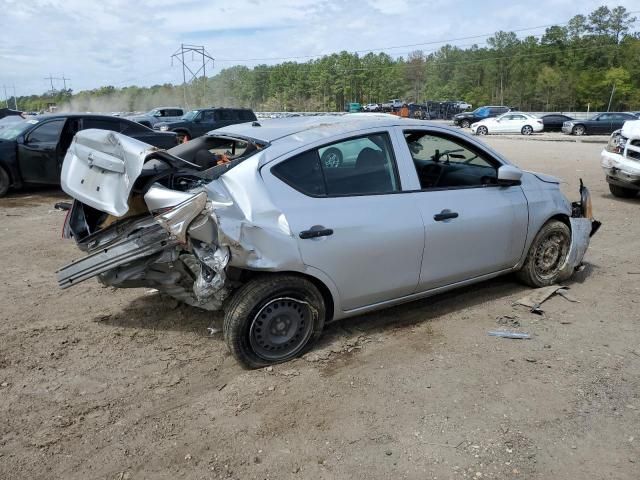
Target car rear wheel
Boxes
[609,183,638,198]
[461,120,470,128]
[223,275,326,368]
[0,167,10,197]
[572,125,585,136]
[516,220,571,287]
[521,125,533,135]
[476,126,488,135]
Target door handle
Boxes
[433,210,459,221]
[299,226,334,239]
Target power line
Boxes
[216,10,640,64]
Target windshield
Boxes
[0,120,36,141]
[145,109,159,116]
[181,110,200,121]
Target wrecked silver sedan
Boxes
[57,115,599,367]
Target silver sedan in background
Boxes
[57,115,599,367]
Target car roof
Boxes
[213,113,468,148]
[34,113,137,121]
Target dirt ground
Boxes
[1,138,639,480]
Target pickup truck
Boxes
[601,120,640,198]
[127,107,185,128]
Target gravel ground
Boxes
[0,137,639,480]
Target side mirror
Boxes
[497,165,522,186]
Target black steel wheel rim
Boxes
[533,231,569,280]
[249,297,314,361]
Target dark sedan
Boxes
[561,112,637,136]
[0,114,178,197]
[540,114,574,132]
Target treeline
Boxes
[13,5,640,113]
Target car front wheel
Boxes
[516,220,571,287]
[461,120,470,128]
[476,126,488,135]
[223,275,326,368]
[609,183,638,198]
[572,125,585,136]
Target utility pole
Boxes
[2,85,8,108]
[171,44,214,108]
[53,74,71,91]
[44,74,56,94]
[12,85,17,110]
[607,82,616,112]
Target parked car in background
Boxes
[540,114,574,132]
[381,99,404,111]
[601,120,640,198]
[126,107,185,128]
[363,103,381,112]
[0,108,24,120]
[0,114,177,197]
[57,115,598,367]
[453,106,511,128]
[154,107,257,143]
[562,112,637,136]
[471,112,543,136]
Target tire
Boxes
[521,125,533,135]
[0,167,9,198]
[516,220,571,287]
[476,126,488,136]
[609,183,638,198]
[223,275,326,368]
[572,125,585,136]
[176,131,191,144]
[321,147,343,168]
[461,120,471,128]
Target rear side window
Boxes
[240,110,256,121]
[82,118,120,131]
[216,110,236,121]
[27,119,65,143]
[120,120,148,134]
[272,133,400,197]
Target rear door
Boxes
[610,113,633,132]
[263,129,425,311]
[17,118,67,184]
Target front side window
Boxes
[27,119,65,144]
[272,133,400,197]
[476,107,490,117]
[404,130,498,189]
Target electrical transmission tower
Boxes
[44,74,71,94]
[171,44,214,108]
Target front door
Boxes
[400,128,529,290]
[18,118,66,184]
[263,131,425,311]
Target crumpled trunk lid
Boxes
[61,129,156,217]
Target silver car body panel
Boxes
[61,129,155,217]
[59,116,591,322]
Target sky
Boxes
[0,0,634,97]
